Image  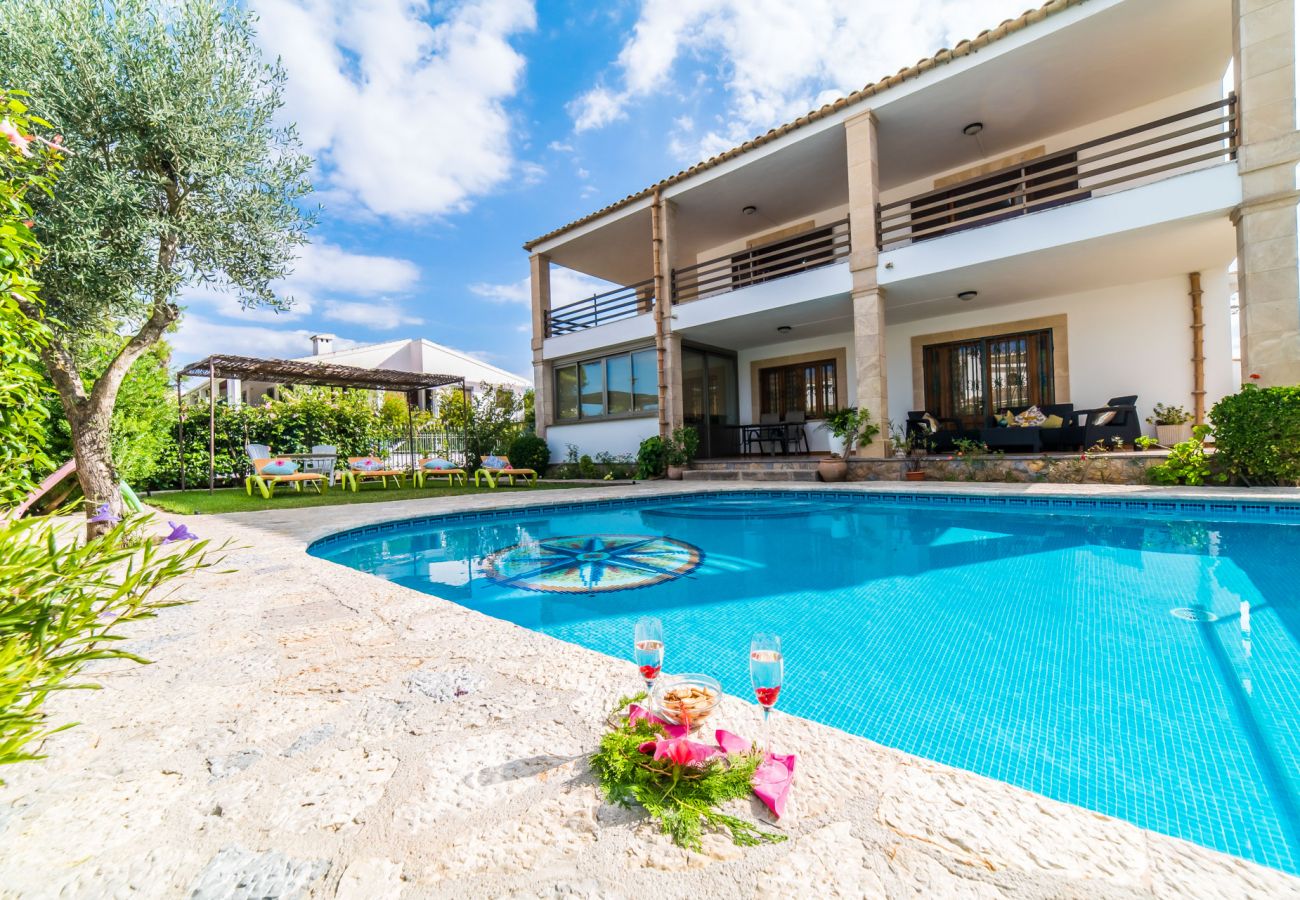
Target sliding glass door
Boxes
[681,346,739,458]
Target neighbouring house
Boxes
[524,0,1299,460]
[186,334,531,410]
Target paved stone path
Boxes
[3,482,1298,899]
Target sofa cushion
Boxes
[1041,414,1064,429]
[262,458,298,475]
[1092,410,1117,426]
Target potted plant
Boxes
[663,426,699,480]
[818,407,880,482]
[904,433,932,481]
[887,421,910,459]
[1147,403,1193,446]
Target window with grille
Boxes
[922,330,1054,428]
[758,359,838,419]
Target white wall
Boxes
[884,270,1236,434]
[546,418,658,461]
[736,332,857,453]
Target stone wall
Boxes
[847,451,1168,485]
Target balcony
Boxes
[545,278,654,337]
[671,218,851,304]
[876,96,1238,251]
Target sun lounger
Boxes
[342,456,408,491]
[415,457,468,487]
[245,457,327,499]
[473,454,538,488]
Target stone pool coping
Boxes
[1,481,1297,898]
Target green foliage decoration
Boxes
[439,384,528,470]
[663,426,700,467]
[1146,403,1192,426]
[1209,383,1300,486]
[1149,425,1221,486]
[590,695,786,851]
[820,407,880,456]
[0,514,221,777]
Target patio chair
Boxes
[415,457,468,487]
[303,444,338,485]
[245,457,327,499]
[1066,395,1141,448]
[756,412,785,455]
[473,454,538,488]
[342,455,408,491]
[245,443,271,463]
[783,411,810,454]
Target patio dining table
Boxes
[282,452,340,485]
[726,423,794,456]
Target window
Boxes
[553,349,659,421]
[922,329,1054,428]
[758,359,838,419]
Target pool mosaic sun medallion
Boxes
[481,534,702,593]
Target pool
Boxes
[311,490,1300,873]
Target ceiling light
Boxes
[742,205,758,215]
[962,122,984,137]
[958,290,978,302]
[777,325,792,333]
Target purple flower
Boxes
[88,503,121,525]
[163,521,197,543]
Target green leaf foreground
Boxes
[589,693,787,852]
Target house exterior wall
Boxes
[884,270,1236,434]
[546,418,656,461]
[682,202,851,268]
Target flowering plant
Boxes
[590,694,786,851]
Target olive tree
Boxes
[0,0,313,533]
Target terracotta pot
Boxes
[904,470,926,482]
[818,457,848,482]
[1155,423,1192,446]
[666,465,685,481]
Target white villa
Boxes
[187,334,530,410]
[524,0,1300,460]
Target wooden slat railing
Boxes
[672,218,851,304]
[545,278,655,336]
[877,95,1239,250]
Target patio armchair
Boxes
[415,457,468,487]
[783,410,810,454]
[245,457,327,499]
[342,455,408,491]
[474,454,538,488]
[905,411,978,452]
[1064,395,1141,449]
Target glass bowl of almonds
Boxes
[652,674,722,730]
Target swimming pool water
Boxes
[312,491,1300,873]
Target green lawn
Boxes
[145,480,593,515]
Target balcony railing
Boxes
[545,278,654,337]
[876,95,1239,250]
[672,218,851,304]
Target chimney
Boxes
[310,334,335,356]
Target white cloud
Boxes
[547,140,575,153]
[569,0,1031,158]
[321,298,425,328]
[254,0,536,220]
[469,266,619,308]
[519,161,547,185]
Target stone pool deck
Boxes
[2,482,1299,899]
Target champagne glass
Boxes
[634,617,664,699]
[749,632,783,755]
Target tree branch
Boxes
[86,296,178,417]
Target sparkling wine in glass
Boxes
[750,633,783,755]
[634,617,664,697]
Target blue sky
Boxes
[172,0,1031,379]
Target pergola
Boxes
[178,354,467,492]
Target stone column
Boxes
[845,108,888,456]
[1231,0,1300,386]
[653,193,684,435]
[529,253,551,436]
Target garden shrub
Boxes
[1210,383,1300,486]
[637,436,667,479]
[578,454,600,479]
[1148,425,1220,486]
[507,433,550,472]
